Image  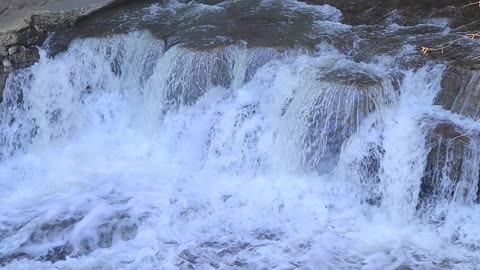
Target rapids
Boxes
[0,0,480,269]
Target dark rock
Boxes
[29,11,83,32]
[396,265,414,270]
[304,0,478,27]
[0,46,7,56]
[39,245,74,262]
[7,45,19,55]
[297,65,400,174]
[0,46,39,102]
[358,144,385,206]
[2,59,12,68]
[8,46,39,65]
[419,120,480,208]
[434,65,480,120]
[0,252,31,267]
[0,72,7,103]
[0,0,140,102]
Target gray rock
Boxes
[8,46,19,55]
[0,73,6,103]
[0,1,6,11]
[0,0,137,99]
[434,65,480,120]
[419,119,480,209]
[9,47,39,65]
[306,0,475,27]
[0,46,7,56]
[2,59,12,68]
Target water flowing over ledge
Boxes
[0,0,480,269]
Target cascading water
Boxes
[1,0,480,269]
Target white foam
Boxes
[0,29,479,269]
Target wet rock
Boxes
[358,144,385,206]
[304,0,477,27]
[419,120,480,208]
[294,64,399,174]
[7,46,19,55]
[0,252,31,267]
[434,65,480,120]
[0,0,138,102]
[2,59,12,68]
[39,244,74,262]
[396,265,414,270]
[8,46,39,66]
[28,11,85,32]
[0,46,7,56]
[0,50,35,101]
[29,217,80,244]
[0,73,7,103]
[0,46,39,101]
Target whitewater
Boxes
[0,0,480,269]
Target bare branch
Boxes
[467,32,480,39]
[462,1,480,8]
[421,37,465,54]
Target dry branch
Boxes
[421,2,480,56]
[463,1,480,8]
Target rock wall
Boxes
[0,0,136,102]
[435,65,480,120]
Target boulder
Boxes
[2,59,12,68]
[7,46,39,66]
[419,120,480,208]
[7,45,18,55]
[0,73,6,103]
[0,46,7,56]
[434,65,480,120]
[293,62,400,173]
[304,0,477,27]
[0,0,137,103]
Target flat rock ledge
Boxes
[0,0,134,102]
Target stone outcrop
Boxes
[0,0,135,102]
[306,0,480,207]
[305,0,478,28]
[419,120,480,208]
[435,65,480,120]
[298,64,399,174]
[418,62,480,207]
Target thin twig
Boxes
[421,37,465,54]
[452,118,480,141]
[462,1,480,8]
[421,31,480,55]
[467,32,480,39]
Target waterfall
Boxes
[1,1,480,269]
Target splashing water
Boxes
[1,1,480,269]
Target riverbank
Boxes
[0,0,136,101]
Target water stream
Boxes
[1,1,479,269]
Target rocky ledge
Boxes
[0,0,134,102]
